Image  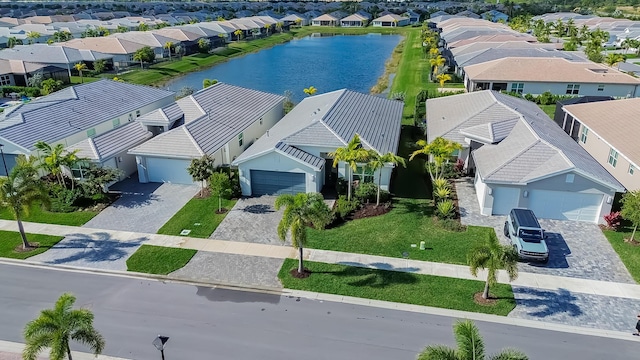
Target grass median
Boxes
[0,231,64,259]
[126,244,197,275]
[603,227,640,282]
[158,196,237,238]
[279,259,515,316]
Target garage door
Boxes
[146,157,193,184]
[250,170,305,196]
[528,190,602,222]
[491,187,521,215]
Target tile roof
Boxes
[0,44,112,64]
[373,14,409,22]
[0,79,174,151]
[68,121,152,161]
[275,141,325,170]
[464,57,640,85]
[64,37,146,54]
[283,121,345,148]
[563,98,640,167]
[110,31,176,48]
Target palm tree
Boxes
[436,73,452,88]
[417,320,528,360]
[276,22,283,33]
[604,53,625,69]
[23,293,105,360]
[410,137,462,181]
[116,25,129,33]
[468,234,519,300]
[26,31,41,44]
[303,86,317,96]
[0,155,49,249]
[429,55,446,78]
[7,36,21,48]
[329,134,372,201]
[234,29,243,41]
[164,41,174,60]
[138,23,149,32]
[34,141,80,188]
[73,62,88,83]
[265,23,271,35]
[367,151,406,206]
[275,193,332,275]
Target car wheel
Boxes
[542,257,549,264]
[503,222,509,237]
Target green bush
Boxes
[354,182,390,204]
[335,177,348,196]
[434,186,450,200]
[335,195,359,219]
[435,199,455,220]
[432,178,450,190]
[216,165,241,197]
[49,186,84,213]
[427,162,459,179]
[1,86,40,98]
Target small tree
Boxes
[436,73,452,88]
[187,155,216,197]
[367,151,406,206]
[468,234,519,299]
[74,62,88,83]
[80,165,123,197]
[133,46,155,69]
[198,38,211,53]
[410,137,462,181]
[164,41,174,60]
[303,86,317,96]
[26,31,41,44]
[23,293,105,360]
[330,135,372,201]
[41,79,63,95]
[621,190,640,242]
[93,59,106,74]
[203,78,218,88]
[210,172,232,213]
[27,71,44,88]
[138,23,149,31]
[116,25,129,33]
[234,29,243,41]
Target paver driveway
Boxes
[211,196,287,245]
[455,178,634,283]
[83,178,199,233]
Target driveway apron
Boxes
[211,196,287,245]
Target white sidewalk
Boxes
[0,340,129,360]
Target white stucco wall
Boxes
[466,77,639,98]
[237,150,317,196]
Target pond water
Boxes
[164,33,402,102]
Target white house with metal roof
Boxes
[232,89,403,197]
[427,90,623,223]
[128,83,285,184]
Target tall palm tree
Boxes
[604,53,625,69]
[275,193,332,274]
[23,293,105,360]
[330,134,372,201]
[7,36,21,48]
[164,41,174,60]
[417,320,528,360]
[234,29,243,41]
[0,155,49,249]
[468,234,519,300]
[303,86,317,96]
[429,55,446,77]
[26,31,41,44]
[367,151,406,206]
[265,23,271,35]
[436,73,452,88]
[34,141,80,188]
[73,62,88,83]
[410,137,462,181]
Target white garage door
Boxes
[491,187,521,215]
[146,157,194,184]
[528,190,603,222]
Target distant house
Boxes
[312,13,340,27]
[430,11,450,19]
[455,10,480,19]
[481,10,509,22]
[372,14,410,27]
[340,12,371,27]
[281,14,308,26]
[561,98,640,191]
[64,37,146,68]
[110,31,178,59]
[129,83,285,184]
[405,10,421,24]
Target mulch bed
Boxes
[215,208,228,214]
[352,202,392,220]
[194,188,211,199]
[13,242,40,253]
[290,268,311,279]
[473,292,499,306]
[624,238,640,246]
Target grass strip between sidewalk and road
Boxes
[157,196,237,238]
[0,231,64,259]
[0,204,98,226]
[603,227,640,282]
[278,259,516,316]
[126,245,197,275]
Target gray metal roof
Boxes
[0,44,112,64]
[283,121,345,148]
[275,141,325,170]
[455,48,587,69]
[68,121,152,161]
[0,79,174,151]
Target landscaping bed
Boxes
[126,245,197,275]
[0,231,64,259]
[157,196,237,238]
[278,259,515,316]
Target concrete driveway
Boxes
[455,178,634,283]
[83,178,199,234]
[211,196,286,245]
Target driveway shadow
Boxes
[242,204,275,214]
[41,232,147,265]
[321,262,420,288]
[110,193,161,209]
[513,287,582,318]
[524,232,571,269]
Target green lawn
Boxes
[0,231,64,259]
[0,204,98,226]
[538,104,556,118]
[279,259,515,316]
[603,227,640,282]
[157,195,237,238]
[307,198,494,264]
[70,76,101,84]
[126,245,197,275]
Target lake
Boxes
[164,33,402,102]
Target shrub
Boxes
[604,211,622,230]
[436,218,466,232]
[49,186,84,213]
[538,91,555,105]
[454,158,465,174]
[335,177,348,196]
[432,178,450,190]
[435,199,455,219]
[434,186,450,200]
[335,195,359,219]
[354,182,390,204]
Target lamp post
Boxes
[0,143,9,176]
[152,335,169,360]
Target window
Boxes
[565,174,575,183]
[353,165,374,183]
[128,113,133,121]
[0,74,11,86]
[112,118,121,128]
[580,127,588,144]
[238,132,243,147]
[597,84,605,92]
[135,110,141,118]
[86,128,96,138]
[608,148,618,167]
[630,165,635,176]
[510,83,524,94]
[566,84,580,95]
[71,161,91,180]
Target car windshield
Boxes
[519,229,542,242]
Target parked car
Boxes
[504,208,549,263]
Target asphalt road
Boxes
[0,263,637,360]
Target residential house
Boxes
[233,90,403,196]
[0,80,175,176]
[340,11,371,27]
[553,96,614,139]
[129,83,285,184]
[64,37,145,68]
[312,14,340,27]
[110,31,178,59]
[481,10,509,22]
[426,90,624,223]
[281,13,308,26]
[405,10,421,24]
[455,10,480,19]
[372,14,410,27]
[561,98,640,191]
[150,28,203,54]
[463,57,640,97]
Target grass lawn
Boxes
[603,227,640,282]
[279,259,515,316]
[70,75,101,84]
[126,245,197,275]
[307,198,494,264]
[0,204,98,226]
[0,231,63,259]
[157,195,237,238]
[538,104,556,118]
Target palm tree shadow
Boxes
[513,287,583,318]
[315,262,420,288]
[42,232,147,265]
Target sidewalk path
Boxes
[0,340,129,360]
